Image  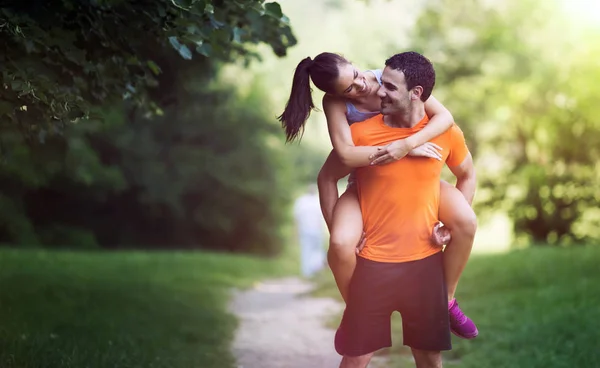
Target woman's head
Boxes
[279,52,355,142]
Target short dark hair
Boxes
[385,52,435,101]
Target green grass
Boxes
[0,247,298,368]
[313,245,600,368]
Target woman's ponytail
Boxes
[278,53,348,142]
[278,57,315,142]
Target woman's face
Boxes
[333,63,374,99]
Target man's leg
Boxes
[411,349,442,368]
[335,258,396,359]
[339,353,374,368]
[397,253,452,359]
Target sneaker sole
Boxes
[450,328,478,339]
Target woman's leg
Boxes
[317,150,363,303]
[328,186,363,303]
[438,180,477,301]
[438,180,479,339]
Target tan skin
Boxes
[340,66,478,368]
[317,62,477,306]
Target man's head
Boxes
[377,52,435,116]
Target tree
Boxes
[0,0,300,253]
[0,0,296,140]
[406,0,600,244]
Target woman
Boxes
[279,52,478,339]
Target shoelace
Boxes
[450,303,468,325]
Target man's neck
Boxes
[384,105,426,128]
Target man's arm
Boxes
[448,152,476,205]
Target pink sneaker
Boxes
[448,299,478,339]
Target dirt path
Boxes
[229,277,343,368]
[229,277,390,368]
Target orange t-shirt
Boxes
[351,114,469,263]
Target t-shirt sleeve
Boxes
[446,124,469,167]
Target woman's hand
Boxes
[355,232,367,254]
[407,142,443,161]
[369,139,413,165]
[431,222,451,247]
[370,141,442,165]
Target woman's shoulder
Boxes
[322,94,349,111]
[367,69,383,84]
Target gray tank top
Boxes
[345,69,382,125]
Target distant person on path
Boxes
[293,184,327,277]
[333,52,476,367]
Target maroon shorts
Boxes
[335,252,451,356]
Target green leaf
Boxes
[232,27,244,43]
[209,15,225,29]
[172,0,193,9]
[196,43,212,57]
[264,2,283,19]
[11,80,24,91]
[168,36,193,60]
[178,45,193,60]
[147,60,162,75]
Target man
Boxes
[335,52,476,368]
[293,184,327,277]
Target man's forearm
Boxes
[455,172,477,206]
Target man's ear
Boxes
[411,86,423,101]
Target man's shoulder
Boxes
[432,122,464,141]
[449,122,465,134]
[350,114,383,132]
[448,123,466,145]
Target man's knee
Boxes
[411,348,442,368]
[339,353,373,368]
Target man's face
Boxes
[377,67,413,116]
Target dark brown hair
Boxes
[278,53,349,142]
[385,51,435,101]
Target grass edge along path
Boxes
[312,245,600,368]
[0,247,299,368]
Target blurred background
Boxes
[0,0,599,367]
[1,0,599,254]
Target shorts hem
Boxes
[336,342,392,357]
[403,340,452,352]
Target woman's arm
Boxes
[369,95,455,165]
[323,94,380,168]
